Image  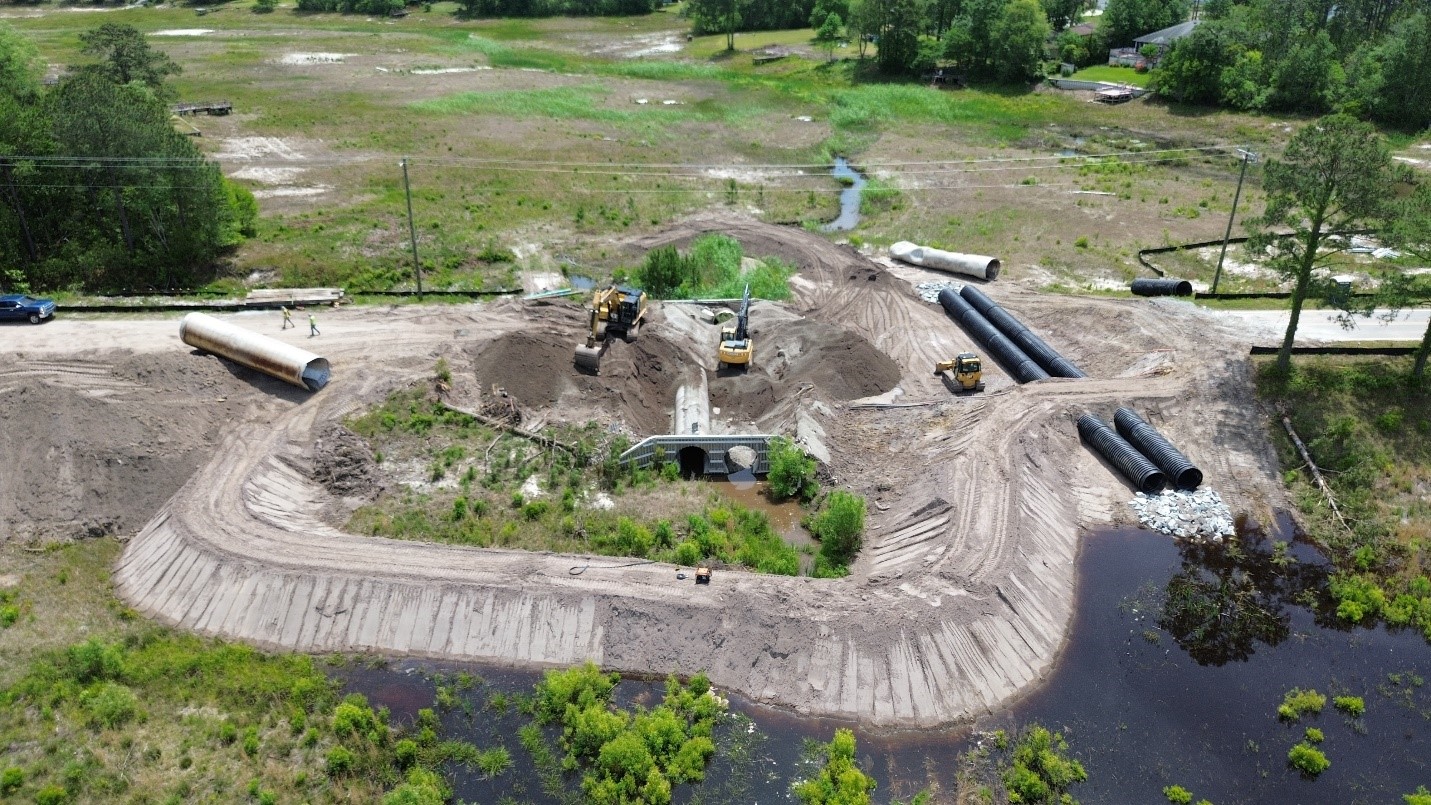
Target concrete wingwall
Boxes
[114,385,1078,727]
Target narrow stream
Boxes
[337,520,1431,803]
[820,156,867,232]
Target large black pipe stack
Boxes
[1130,278,1194,297]
[1077,413,1167,493]
[937,289,1050,383]
[1114,407,1203,490]
[958,285,1087,379]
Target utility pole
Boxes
[1212,148,1257,294]
[401,157,423,299]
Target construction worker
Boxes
[281,306,293,329]
[308,313,320,337]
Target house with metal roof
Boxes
[1133,19,1200,51]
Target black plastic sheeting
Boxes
[1078,413,1167,494]
[957,286,1086,378]
[1131,278,1194,297]
[937,289,1050,383]
[1114,407,1203,490]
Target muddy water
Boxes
[337,522,1431,803]
[821,156,866,232]
[708,472,812,547]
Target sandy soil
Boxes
[1,215,1295,727]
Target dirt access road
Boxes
[3,216,1291,728]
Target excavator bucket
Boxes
[574,342,602,373]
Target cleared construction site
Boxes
[3,214,1289,728]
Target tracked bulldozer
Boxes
[716,284,753,369]
[574,285,649,373]
[935,352,984,392]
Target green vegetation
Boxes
[530,662,725,804]
[1406,786,1431,805]
[1277,688,1327,722]
[1163,785,1193,804]
[999,725,1088,804]
[0,23,253,293]
[793,728,876,804]
[634,235,794,300]
[347,384,801,575]
[1287,742,1330,777]
[1304,727,1324,743]
[1257,357,1431,642]
[766,436,819,502]
[1333,695,1366,718]
[808,490,866,577]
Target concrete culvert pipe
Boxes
[890,241,1001,280]
[1131,278,1194,297]
[1077,413,1167,494]
[1113,407,1203,490]
[180,312,331,392]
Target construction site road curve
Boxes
[20,217,1286,728]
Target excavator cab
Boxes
[935,352,984,392]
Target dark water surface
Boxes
[338,524,1431,803]
[820,157,866,232]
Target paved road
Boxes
[1214,308,1430,343]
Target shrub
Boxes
[535,661,618,724]
[382,767,447,805]
[1277,688,1326,721]
[395,738,419,768]
[1405,786,1431,805]
[1164,785,1193,804]
[65,639,125,683]
[1,767,23,795]
[767,437,818,502]
[1304,727,1324,743]
[325,746,356,777]
[1288,742,1330,776]
[80,682,140,729]
[476,746,512,778]
[34,785,68,805]
[793,729,875,805]
[1074,236,1090,248]
[242,727,260,757]
[1333,695,1365,717]
[1002,725,1087,804]
[333,696,378,739]
[0,604,18,628]
[810,491,866,571]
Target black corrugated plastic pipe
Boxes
[958,285,1086,379]
[938,289,1049,383]
[1131,278,1194,297]
[1113,407,1203,490]
[1078,413,1167,494]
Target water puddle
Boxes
[708,471,811,547]
[820,156,866,232]
[336,517,1431,803]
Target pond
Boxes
[337,519,1431,803]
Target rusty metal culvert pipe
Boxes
[179,312,331,391]
[1131,278,1194,297]
[938,289,1049,383]
[1077,413,1167,494]
[1114,407,1203,490]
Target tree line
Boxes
[0,23,253,294]
[1149,0,1431,130]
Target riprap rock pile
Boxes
[1129,488,1235,542]
[915,281,960,304]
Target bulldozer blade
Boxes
[574,344,603,373]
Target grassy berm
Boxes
[1259,358,1431,640]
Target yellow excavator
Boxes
[935,352,984,392]
[574,285,649,373]
[716,284,753,369]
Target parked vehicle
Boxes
[0,294,56,324]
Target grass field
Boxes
[1069,64,1152,87]
[0,2,1316,294]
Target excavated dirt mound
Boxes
[759,318,901,400]
[0,352,274,542]
[467,328,691,435]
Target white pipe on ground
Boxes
[179,312,331,391]
[889,241,1001,280]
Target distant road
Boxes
[1214,308,1430,343]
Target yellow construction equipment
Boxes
[935,352,984,392]
[574,285,649,373]
[716,284,753,369]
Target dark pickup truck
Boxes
[0,294,56,324]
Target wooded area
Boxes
[0,23,253,294]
